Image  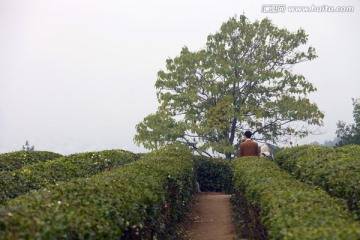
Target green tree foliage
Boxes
[134,15,324,159]
[336,98,360,146]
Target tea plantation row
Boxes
[0,151,63,171]
[275,145,360,219]
[0,150,139,204]
[232,157,360,239]
[1,146,359,239]
[0,147,196,239]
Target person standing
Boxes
[260,144,274,161]
[238,131,259,157]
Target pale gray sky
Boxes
[1,0,359,154]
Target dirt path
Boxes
[186,192,237,240]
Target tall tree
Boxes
[134,15,324,159]
[336,98,360,146]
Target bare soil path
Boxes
[185,192,238,240]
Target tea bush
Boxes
[275,145,360,219]
[0,151,62,171]
[0,149,138,204]
[232,157,360,239]
[0,146,195,239]
[194,156,233,193]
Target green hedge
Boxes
[0,149,138,204]
[0,146,195,239]
[194,156,233,193]
[232,157,360,239]
[0,151,62,172]
[275,145,360,219]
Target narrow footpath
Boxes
[186,192,238,240]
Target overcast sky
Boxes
[0,0,359,154]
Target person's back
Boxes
[238,131,259,157]
[239,140,259,156]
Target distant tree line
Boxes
[336,98,360,146]
[309,98,360,147]
[22,140,35,151]
[309,138,339,147]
